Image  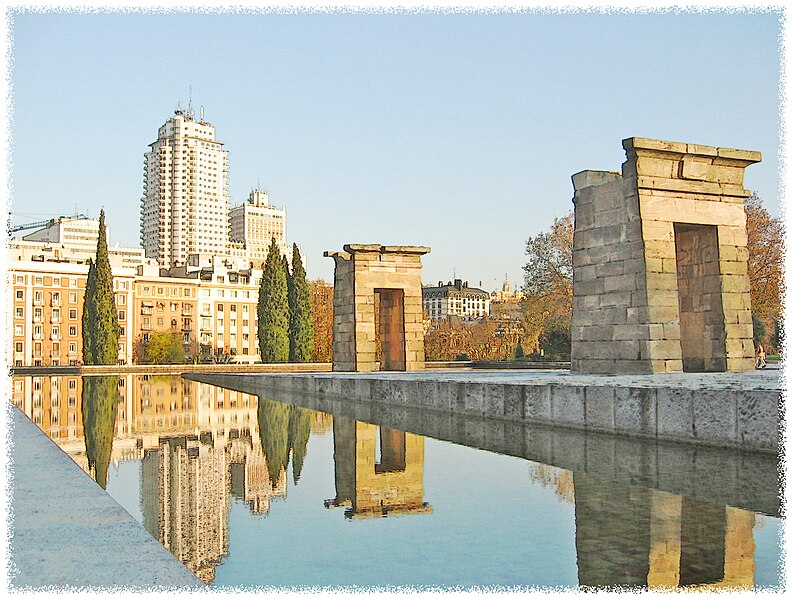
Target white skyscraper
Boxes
[141,107,231,267]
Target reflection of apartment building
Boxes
[422,279,491,321]
[13,374,286,582]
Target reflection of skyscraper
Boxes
[141,436,229,584]
[325,416,431,518]
[573,473,755,590]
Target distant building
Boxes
[422,279,490,321]
[229,188,288,262]
[491,275,524,303]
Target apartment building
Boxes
[141,107,231,267]
[422,279,491,321]
[229,188,288,263]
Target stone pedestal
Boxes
[571,137,760,373]
[324,244,430,372]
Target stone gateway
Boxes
[325,244,431,372]
[571,137,760,374]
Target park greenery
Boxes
[82,209,120,365]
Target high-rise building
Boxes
[229,188,288,263]
[141,107,231,267]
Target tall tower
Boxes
[141,107,231,267]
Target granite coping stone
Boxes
[7,405,204,590]
[185,368,781,454]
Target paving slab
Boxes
[7,405,204,590]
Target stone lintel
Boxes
[624,137,761,166]
[343,243,431,256]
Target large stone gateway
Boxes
[324,244,430,372]
[571,137,760,374]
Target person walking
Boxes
[756,344,767,369]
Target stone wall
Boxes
[325,244,430,372]
[571,137,760,374]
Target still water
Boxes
[11,374,783,589]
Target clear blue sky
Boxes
[8,9,782,288]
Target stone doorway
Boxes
[674,223,727,372]
[325,244,430,372]
[375,288,406,371]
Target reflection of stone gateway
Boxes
[571,138,760,374]
[325,416,432,519]
[324,244,431,372]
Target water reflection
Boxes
[325,416,432,518]
[11,375,778,589]
[82,376,120,489]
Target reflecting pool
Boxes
[11,374,784,589]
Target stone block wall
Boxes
[325,244,430,372]
[571,137,760,373]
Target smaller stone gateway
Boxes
[571,137,760,374]
[324,244,430,372]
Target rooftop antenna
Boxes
[188,84,192,110]
[200,105,205,121]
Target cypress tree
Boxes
[82,209,120,365]
[288,244,314,363]
[258,238,290,362]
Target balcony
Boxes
[33,296,43,306]
[141,324,152,331]
[141,307,153,315]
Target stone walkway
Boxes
[296,367,782,391]
[7,405,203,590]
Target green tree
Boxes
[288,244,314,362]
[82,376,120,489]
[142,331,185,364]
[752,313,767,348]
[82,209,120,364]
[539,321,571,361]
[258,239,290,362]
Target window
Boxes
[14,342,22,352]
[69,326,77,336]
[157,287,164,295]
[120,326,126,337]
[52,292,61,304]
[15,307,23,318]
[52,326,60,339]
[69,343,76,354]
[217,304,224,312]
[118,294,126,305]
[69,308,77,320]
[53,278,60,286]
[16,275,24,284]
[157,318,164,326]
[15,289,24,300]
[69,292,77,304]
[118,310,126,321]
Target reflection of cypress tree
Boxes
[257,397,291,485]
[82,376,120,489]
[288,405,312,483]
